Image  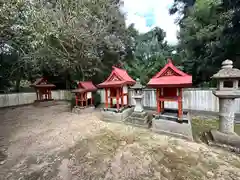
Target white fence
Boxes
[1,89,240,113]
[0,90,71,108]
[98,89,240,113]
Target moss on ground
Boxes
[191,118,240,141]
[53,128,240,180]
[7,127,240,180]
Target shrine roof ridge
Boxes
[147,58,192,87]
[98,66,135,87]
[78,81,97,91]
[30,77,55,88]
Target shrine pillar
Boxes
[110,88,113,108]
[120,87,124,107]
[81,93,83,107]
[157,88,161,113]
[161,88,164,111]
[105,88,108,108]
[178,88,183,119]
[116,88,120,110]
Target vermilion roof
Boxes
[32,78,44,86]
[78,81,97,91]
[147,59,192,87]
[30,77,55,88]
[98,66,135,88]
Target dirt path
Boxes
[0,104,240,180]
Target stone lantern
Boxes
[126,78,150,127]
[212,59,240,134]
[131,78,145,112]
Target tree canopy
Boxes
[172,0,240,86]
[0,0,130,90]
[1,0,240,91]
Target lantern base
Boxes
[125,111,150,128]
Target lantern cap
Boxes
[131,78,145,89]
[212,59,240,79]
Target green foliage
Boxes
[33,0,128,80]
[123,26,178,85]
[92,92,101,107]
[0,0,130,90]
[3,0,240,89]
[70,97,76,110]
[172,0,240,86]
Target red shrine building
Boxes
[72,81,97,107]
[147,59,192,119]
[30,78,56,101]
[98,66,136,110]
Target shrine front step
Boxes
[72,106,95,114]
[101,107,134,122]
[152,118,193,141]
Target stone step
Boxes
[127,118,147,125]
[131,112,148,118]
[124,121,150,129]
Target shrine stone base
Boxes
[151,109,193,141]
[125,111,150,128]
[72,106,95,114]
[100,107,134,122]
[33,99,56,107]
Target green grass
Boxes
[191,118,240,141]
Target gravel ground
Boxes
[0,103,240,180]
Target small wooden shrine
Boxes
[98,66,135,110]
[147,59,192,119]
[72,81,97,107]
[30,78,56,101]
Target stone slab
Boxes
[210,129,240,148]
[151,117,193,141]
[100,107,134,122]
[72,106,95,114]
[33,100,57,107]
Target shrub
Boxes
[93,91,101,107]
[70,97,76,110]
